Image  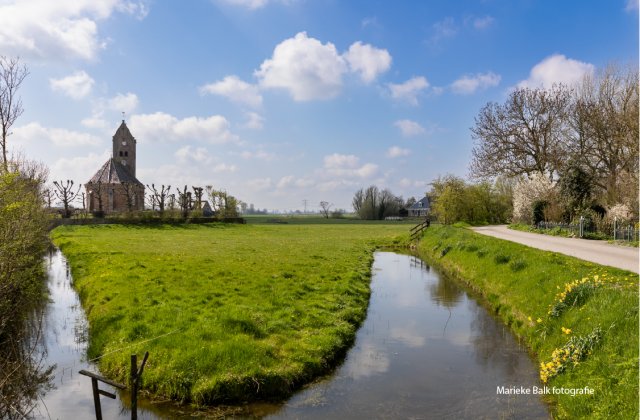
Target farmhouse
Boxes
[408,196,430,217]
[85,121,145,214]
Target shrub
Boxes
[494,254,511,264]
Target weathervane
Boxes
[122,111,125,122]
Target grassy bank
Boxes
[51,223,408,404]
[415,225,638,419]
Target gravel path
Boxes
[472,225,639,274]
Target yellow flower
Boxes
[561,327,572,335]
[536,318,542,323]
[528,316,532,322]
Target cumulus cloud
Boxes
[323,153,378,178]
[200,75,263,108]
[394,119,425,137]
[387,146,410,158]
[129,112,239,144]
[276,175,315,189]
[388,77,429,105]
[219,0,270,10]
[13,122,101,147]
[255,32,391,101]
[518,54,594,89]
[239,150,275,161]
[255,32,347,101]
[429,17,457,46]
[107,92,139,113]
[49,71,95,99]
[212,163,237,173]
[50,150,111,185]
[451,72,501,94]
[175,145,212,164]
[0,0,149,61]
[246,177,273,190]
[344,41,392,83]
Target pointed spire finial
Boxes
[122,111,125,122]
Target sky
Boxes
[2,0,638,212]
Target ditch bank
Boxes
[413,225,638,419]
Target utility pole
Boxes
[302,199,308,214]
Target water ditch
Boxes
[33,250,549,418]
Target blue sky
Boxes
[3,0,638,212]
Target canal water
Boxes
[34,250,549,419]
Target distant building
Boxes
[408,196,430,217]
[85,121,145,214]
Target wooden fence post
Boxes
[79,370,126,420]
[130,351,149,420]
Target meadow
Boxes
[416,225,638,419]
[50,222,409,404]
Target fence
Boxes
[537,217,639,242]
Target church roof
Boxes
[87,158,144,186]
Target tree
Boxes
[470,85,570,180]
[121,182,137,213]
[0,57,28,172]
[147,184,170,215]
[352,186,403,220]
[52,180,80,218]
[205,185,238,218]
[192,186,203,210]
[319,201,332,218]
[176,185,191,218]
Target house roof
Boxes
[87,158,144,186]
[409,196,430,209]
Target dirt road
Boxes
[472,225,639,274]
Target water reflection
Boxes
[266,252,549,419]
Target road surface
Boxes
[472,225,639,274]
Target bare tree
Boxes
[52,180,80,218]
[0,57,28,172]
[121,182,137,213]
[176,185,192,218]
[319,201,332,218]
[146,184,170,215]
[192,186,203,210]
[470,85,570,180]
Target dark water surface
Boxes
[35,250,548,419]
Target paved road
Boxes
[472,225,639,274]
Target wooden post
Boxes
[130,354,137,420]
[130,351,149,420]
[91,377,102,420]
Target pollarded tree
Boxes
[319,201,332,218]
[470,85,571,180]
[52,180,80,218]
[146,184,170,215]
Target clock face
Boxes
[122,160,127,166]
[122,141,127,146]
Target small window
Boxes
[119,151,123,156]
[124,151,128,157]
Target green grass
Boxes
[51,223,409,404]
[416,225,638,419]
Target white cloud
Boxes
[429,17,457,45]
[13,122,101,147]
[451,72,501,94]
[255,32,347,101]
[212,163,237,173]
[473,16,495,30]
[323,153,378,179]
[200,75,263,108]
[239,150,275,161]
[518,54,595,89]
[243,112,265,130]
[50,150,111,185]
[626,0,639,11]
[108,92,139,113]
[246,177,273,190]
[49,71,95,99]
[129,112,239,144]
[344,41,392,83]
[175,145,212,164]
[0,0,149,61]
[81,113,108,129]
[387,146,410,158]
[219,0,270,10]
[394,119,425,137]
[388,76,429,105]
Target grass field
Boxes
[416,225,638,419]
[51,222,409,404]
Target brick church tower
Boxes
[85,120,145,214]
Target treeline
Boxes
[471,63,638,224]
[352,185,411,220]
